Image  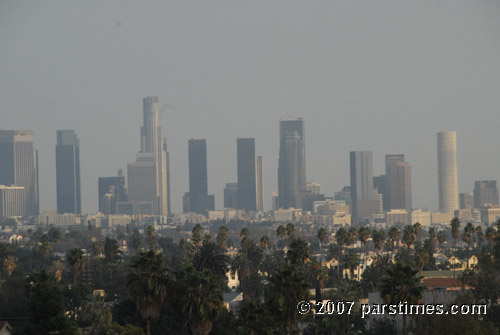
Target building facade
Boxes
[187,139,214,214]
[256,156,264,212]
[56,130,81,214]
[98,172,127,215]
[0,130,39,216]
[437,131,459,212]
[473,180,499,208]
[385,154,412,211]
[237,138,257,211]
[126,97,170,215]
[350,151,374,223]
[278,118,306,209]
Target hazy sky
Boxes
[1,1,500,214]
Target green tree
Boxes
[22,271,79,335]
[387,227,400,258]
[287,237,310,266]
[216,226,229,248]
[450,218,461,253]
[380,262,424,335]
[193,241,229,289]
[403,225,416,251]
[66,248,84,285]
[192,224,203,248]
[127,249,169,335]
[462,222,475,269]
[266,264,309,335]
[178,265,224,335]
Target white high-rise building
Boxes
[437,131,458,213]
[126,97,170,215]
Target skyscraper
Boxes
[224,183,238,209]
[474,181,499,208]
[237,138,257,211]
[126,97,170,215]
[437,131,458,212]
[0,130,39,216]
[98,170,127,214]
[256,156,264,212]
[278,118,306,209]
[385,154,412,211]
[350,151,377,223]
[187,139,214,214]
[56,130,81,214]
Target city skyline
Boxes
[56,130,81,214]
[2,1,500,214]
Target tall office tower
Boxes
[0,130,39,216]
[98,171,127,215]
[334,186,352,210]
[459,192,474,209]
[127,97,169,215]
[474,181,499,208]
[437,131,459,212]
[373,175,387,210]
[385,154,412,211]
[278,118,306,209]
[237,138,257,211]
[187,139,215,214]
[224,183,238,209]
[55,130,81,214]
[256,156,264,212]
[350,151,375,223]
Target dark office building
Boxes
[350,151,376,223]
[278,118,306,209]
[474,180,499,208]
[373,175,387,210]
[224,183,238,209]
[186,139,214,214]
[98,171,127,214]
[56,130,81,214]
[385,154,412,211]
[237,138,257,211]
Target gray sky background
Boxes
[1,1,500,214]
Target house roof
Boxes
[422,277,464,290]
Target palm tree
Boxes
[192,224,203,248]
[437,230,446,251]
[260,235,270,250]
[450,218,460,254]
[475,226,484,250]
[147,225,157,249]
[193,241,229,288]
[357,226,371,280]
[179,266,224,335]
[286,223,295,238]
[266,264,309,335]
[403,225,416,251]
[485,227,496,252]
[287,238,310,266]
[462,222,475,269]
[428,228,437,254]
[381,262,424,335]
[216,226,229,248]
[276,225,286,249]
[127,249,169,335]
[372,229,385,254]
[342,251,359,280]
[413,222,422,244]
[66,248,84,285]
[231,252,251,295]
[317,227,327,263]
[414,246,430,276]
[387,227,400,259]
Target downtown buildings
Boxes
[184,139,214,214]
[0,130,39,217]
[55,130,81,214]
[278,118,306,210]
[437,131,459,213]
[123,97,170,216]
